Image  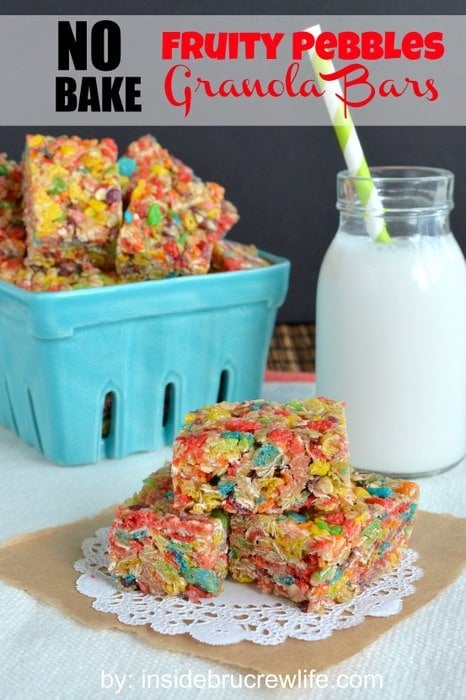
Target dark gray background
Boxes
[1,1,464,322]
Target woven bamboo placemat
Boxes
[267,323,315,373]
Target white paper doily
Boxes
[74,527,423,646]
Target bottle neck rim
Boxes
[337,166,454,216]
[338,166,453,183]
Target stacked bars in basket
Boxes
[108,398,419,612]
[0,133,268,292]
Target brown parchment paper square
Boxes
[0,509,465,676]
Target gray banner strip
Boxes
[0,15,463,125]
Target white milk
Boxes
[316,231,466,476]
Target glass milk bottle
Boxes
[316,167,466,477]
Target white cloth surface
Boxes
[0,380,465,700]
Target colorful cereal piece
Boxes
[228,470,419,612]
[0,154,26,259]
[22,134,122,270]
[210,240,269,272]
[171,398,352,515]
[0,256,25,286]
[108,464,229,602]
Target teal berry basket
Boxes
[0,250,290,465]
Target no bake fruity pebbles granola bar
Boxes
[171,397,353,516]
[229,470,419,612]
[108,394,419,612]
[0,133,271,291]
[108,465,229,602]
[22,134,122,271]
[115,134,239,280]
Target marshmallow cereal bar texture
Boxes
[211,240,270,272]
[115,135,239,280]
[172,398,352,515]
[0,257,120,291]
[22,134,122,270]
[119,134,239,241]
[228,471,419,612]
[108,465,229,602]
[0,155,26,259]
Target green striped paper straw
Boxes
[305,24,391,242]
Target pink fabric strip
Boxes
[264,370,316,383]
